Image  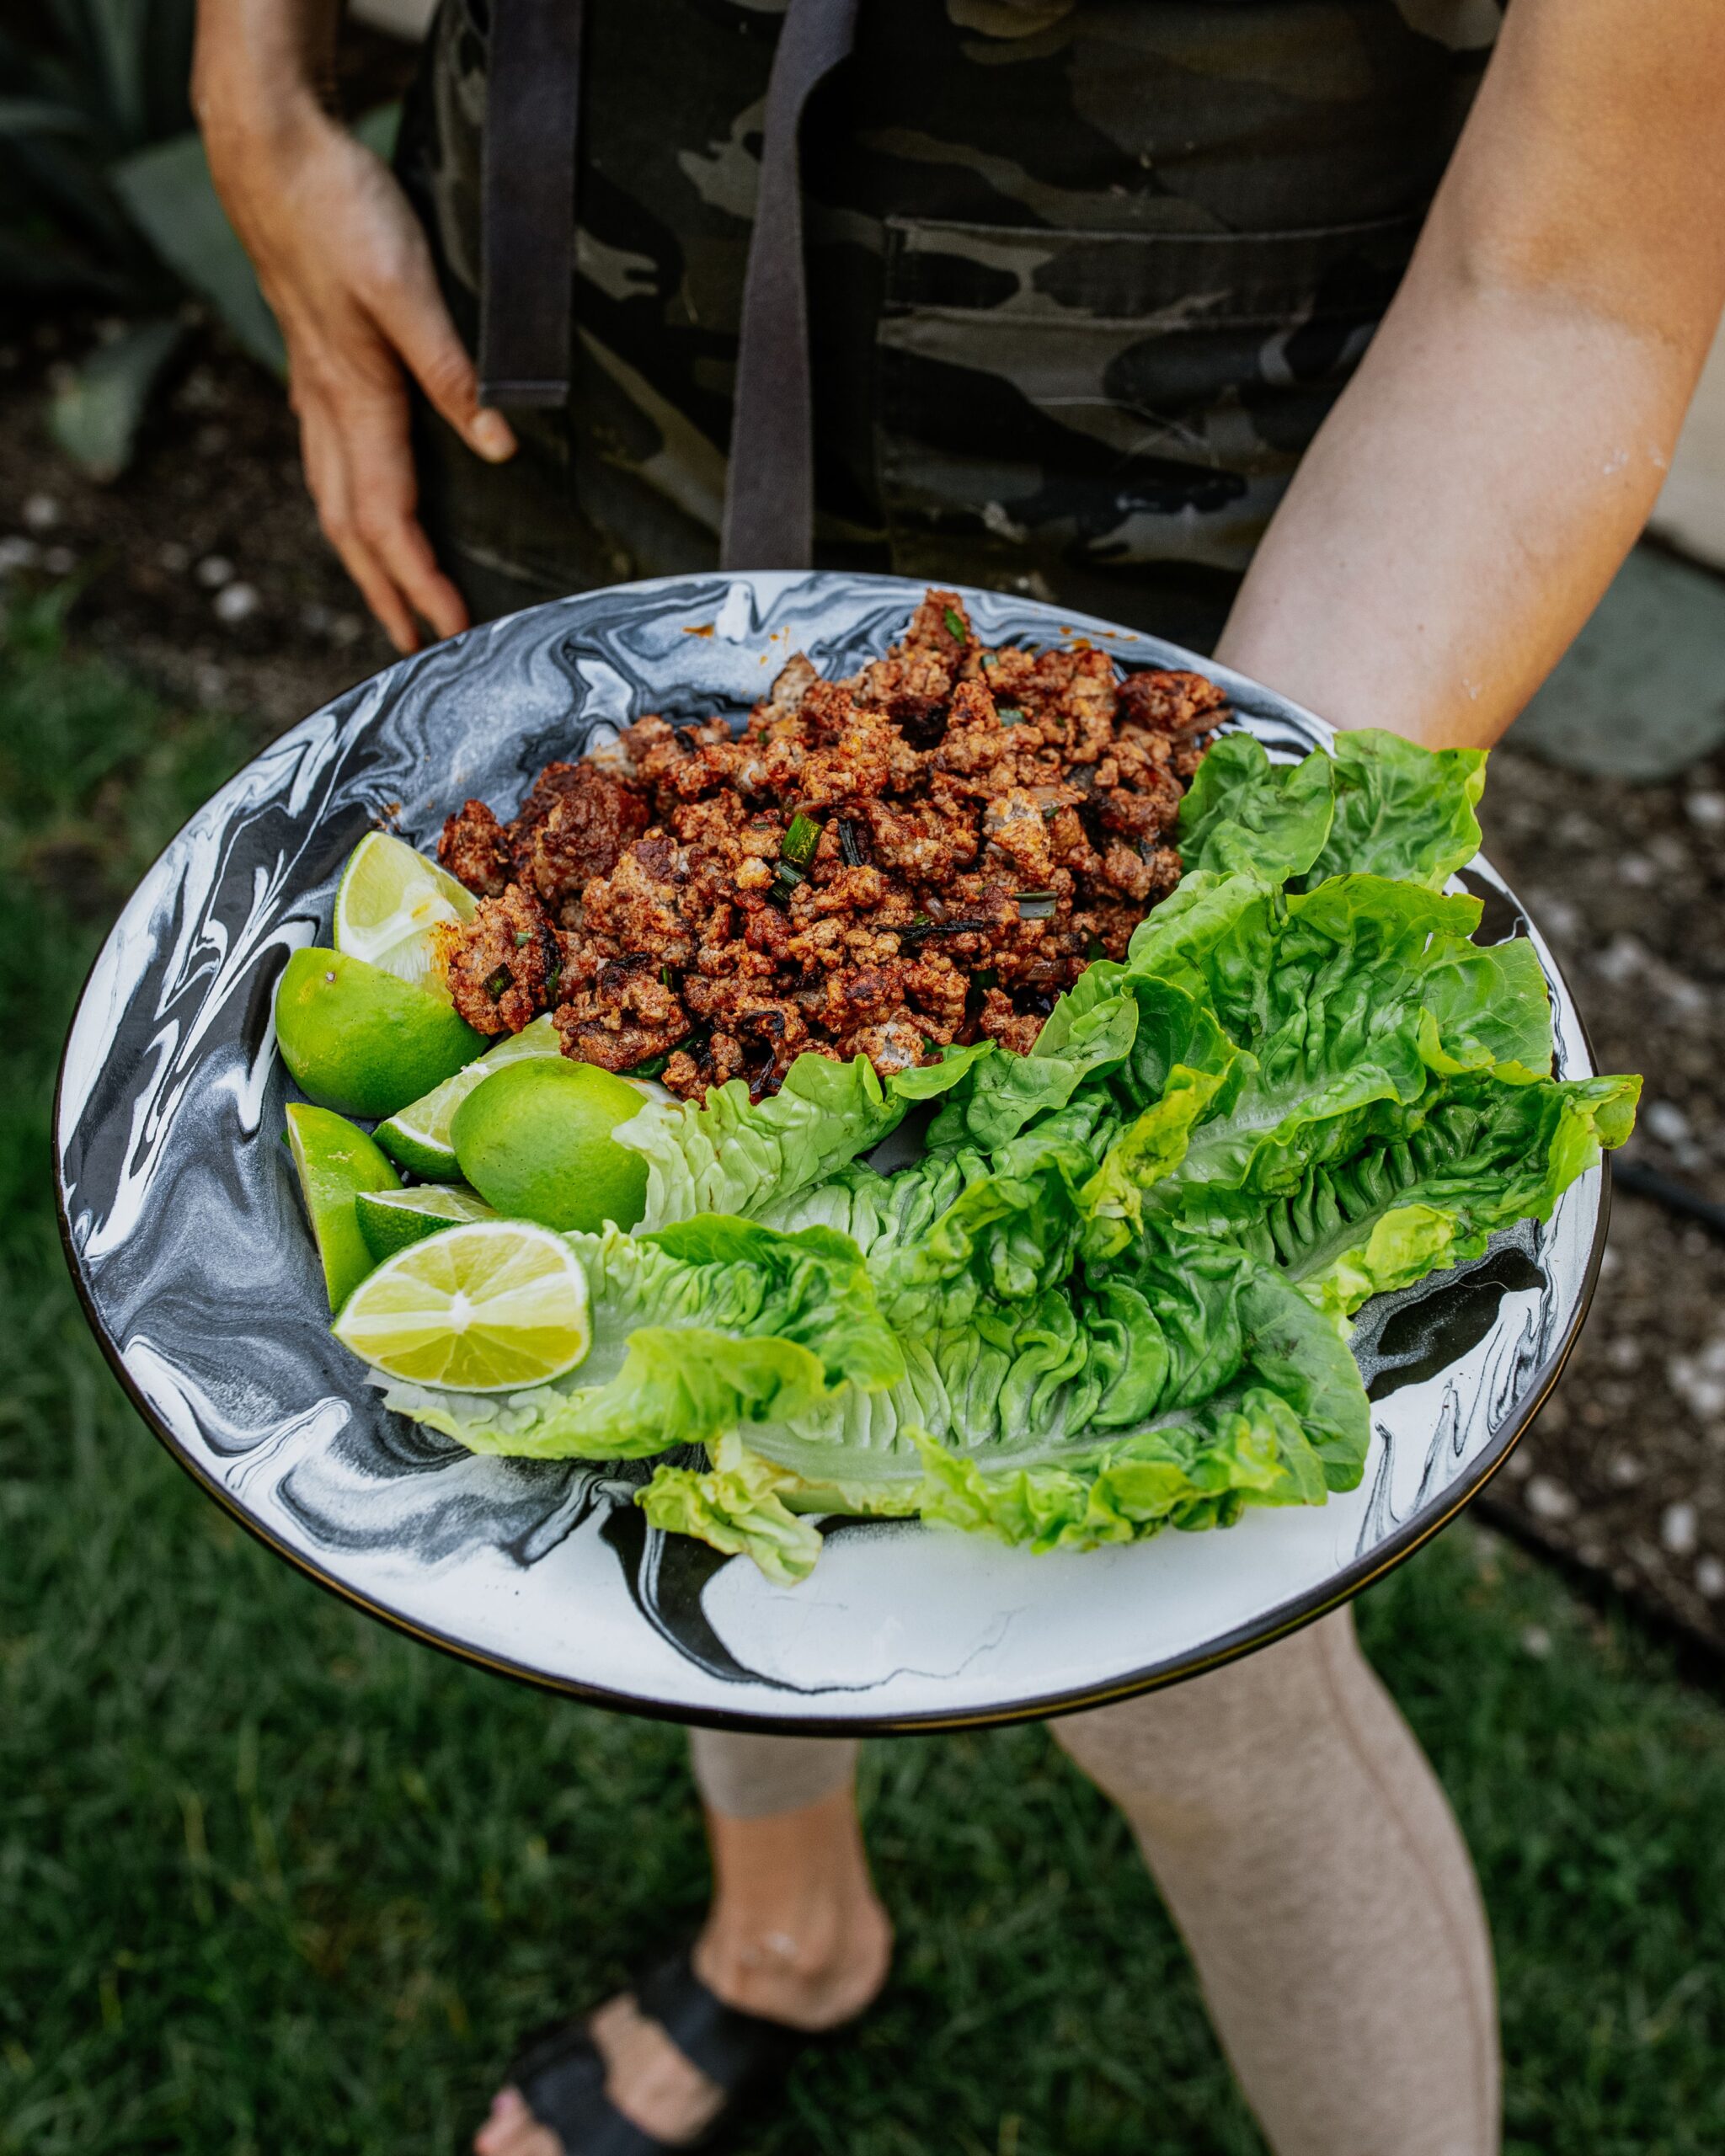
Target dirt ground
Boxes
[1476,755,1725,1646]
[4,323,1723,1651]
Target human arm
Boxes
[1215,0,1725,755]
[192,0,516,653]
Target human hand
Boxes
[203,97,516,653]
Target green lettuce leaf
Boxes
[381,1216,900,1460]
[1257,1070,1642,1323]
[1297,728,1485,892]
[1177,728,1485,894]
[617,1043,991,1230]
[638,1434,921,1588]
[1178,731,1336,882]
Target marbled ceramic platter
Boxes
[55,574,1604,1732]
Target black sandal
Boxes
[504,1946,821,2153]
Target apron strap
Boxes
[720,0,860,571]
[478,0,856,559]
[478,0,585,407]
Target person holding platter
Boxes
[190,2,1725,2151]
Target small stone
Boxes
[1525,1475,1578,1524]
[1599,1247,1622,1279]
[158,542,190,574]
[195,664,228,706]
[0,536,40,574]
[1668,1339,1725,1421]
[41,546,74,576]
[1645,1100,1693,1146]
[1607,1451,1644,1487]
[300,601,333,635]
[1686,790,1725,830]
[1605,1336,1642,1372]
[1594,933,1648,986]
[195,554,235,590]
[332,612,363,646]
[213,580,259,624]
[1503,1445,1534,1480]
[1661,1501,1699,1557]
[1535,895,1581,941]
[1696,1556,1725,1599]
[1520,1625,1552,1659]
[1619,852,1657,887]
[22,493,59,531]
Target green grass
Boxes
[4,599,1725,2154]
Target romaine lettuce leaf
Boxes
[617,1043,991,1230]
[381,1216,900,1460]
[1178,728,1485,893]
[1297,728,1485,892]
[1178,731,1336,883]
[1257,1070,1642,1323]
[638,1434,921,1588]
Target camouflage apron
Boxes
[397,0,1503,648]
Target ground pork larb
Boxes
[435,590,1227,1102]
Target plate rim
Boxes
[51,570,1608,1732]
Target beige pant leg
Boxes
[1055,1608,1498,2156]
[686,1727,860,1820]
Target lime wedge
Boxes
[285,1102,403,1311]
[375,1011,563,1179]
[334,1220,592,1391]
[357,1183,496,1262]
[334,830,477,991]
[276,947,488,1120]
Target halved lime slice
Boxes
[357,1182,496,1262]
[375,1012,563,1179]
[334,830,476,991]
[285,1102,402,1311]
[334,1220,592,1391]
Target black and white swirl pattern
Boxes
[55,574,1604,1731]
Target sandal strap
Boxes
[633,1949,805,2094]
[510,2020,670,2156]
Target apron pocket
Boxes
[874,212,1419,591]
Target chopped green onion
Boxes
[973,968,998,992]
[837,818,866,867]
[512,928,532,947]
[996,706,1025,726]
[980,651,997,668]
[775,859,806,888]
[1086,936,1108,962]
[902,915,991,943]
[660,964,672,988]
[781,812,822,867]
[483,965,511,998]
[943,606,967,643]
[1016,891,1057,921]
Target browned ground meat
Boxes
[435,883,563,1035]
[436,590,1227,1099]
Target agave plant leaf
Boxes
[110,132,286,375]
[49,316,185,481]
[0,97,96,138]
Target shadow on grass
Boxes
[3,595,1722,2156]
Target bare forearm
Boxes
[1216,265,1701,753]
[1218,0,1725,755]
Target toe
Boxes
[475,2088,564,2156]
